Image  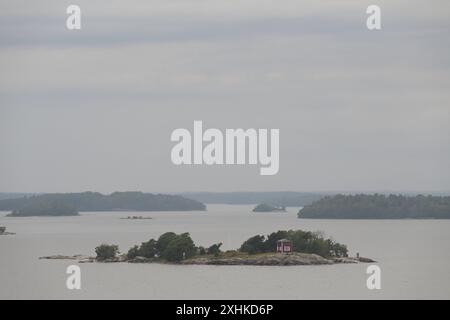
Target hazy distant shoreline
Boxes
[298,194,450,219]
[0,192,206,216]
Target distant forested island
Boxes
[298,194,450,219]
[180,192,324,206]
[1,192,206,216]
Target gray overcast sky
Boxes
[1,0,449,193]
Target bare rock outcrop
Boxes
[183,252,334,266]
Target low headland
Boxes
[40,229,375,266]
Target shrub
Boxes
[207,243,223,257]
[197,246,207,255]
[126,245,140,260]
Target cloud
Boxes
[0,0,449,192]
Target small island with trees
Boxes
[120,216,153,220]
[0,226,15,235]
[252,203,286,213]
[2,191,206,217]
[40,229,375,266]
[298,194,450,219]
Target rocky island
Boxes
[0,226,15,235]
[120,216,153,220]
[40,229,376,266]
[252,203,286,212]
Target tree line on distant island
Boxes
[298,194,450,219]
[1,192,206,216]
[94,229,348,263]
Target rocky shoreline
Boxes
[39,252,376,266]
[183,253,376,265]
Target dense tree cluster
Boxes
[1,192,206,216]
[239,230,348,258]
[298,194,450,219]
[126,232,198,262]
[95,244,119,261]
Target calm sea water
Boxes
[1,204,449,299]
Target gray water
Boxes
[1,204,449,299]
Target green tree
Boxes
[156,232,177,253]
[139,239,157,258]
[239,235,265,254]
[287,230,312,253]
[207,243,223,257]
[331,242,348,257]
[160,233,196,262]
[95,244,119,261]
[126,245,140,260]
